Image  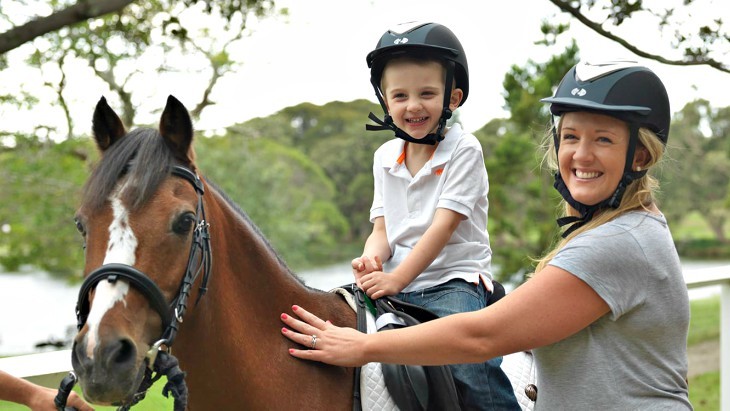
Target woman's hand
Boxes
[28,386,94,411]
[281,305,368,367]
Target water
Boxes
[1,260,728,356]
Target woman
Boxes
[281,60,692,410]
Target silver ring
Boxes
[310,335,318,349]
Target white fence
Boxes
[1,265,729,409]
[684,264,730,411]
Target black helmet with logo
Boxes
[541,60,670,144]
[367,22,469,105]
[540,60,671,237]
[365,22,469,145]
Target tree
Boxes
[0,0,274,56]
[194,128,352,270]
[1,0,279,137]
[544,0,729,73]
[660,99,730,245]
[474,45,579,283]
[0,134,95,276]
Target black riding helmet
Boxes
[365,22,469,145]
[540,60,670,237]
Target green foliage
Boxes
[195,131,351,269]
[476,46,579,282]
[660,100,730,244]
[0,136,95,278]
[229,99,389,241]
[1,73,728,281]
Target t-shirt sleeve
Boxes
[437,141,488,220]
[548,227,649,320]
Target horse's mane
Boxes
[81,128,306,284]
[82,128,176,212]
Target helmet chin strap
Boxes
[366,62,455,145]
[552,122,647,238]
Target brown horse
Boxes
[70,96,356,409]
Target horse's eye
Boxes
[74,217,86,236]
[173,213,196,235]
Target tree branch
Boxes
[0,0,135,55]
[547,0,730,74]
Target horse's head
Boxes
[71,96,210,406]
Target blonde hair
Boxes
[534,120,666,273]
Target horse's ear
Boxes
[92,96,126,152]
[159,95,194,164]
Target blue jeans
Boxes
[396,278,520,411]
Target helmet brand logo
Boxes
[394,37,409,45]
[571,88,587,97]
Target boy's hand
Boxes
[360,270,405,299]
[352,255,382,288]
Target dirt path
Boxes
[688,339,720,378]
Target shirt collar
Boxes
[382,123,464,170]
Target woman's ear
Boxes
[632,145,650,171]
[449,88,464,111]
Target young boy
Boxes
[353,22,519,410]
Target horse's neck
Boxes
[206,187,312,313]
[172,187,356,408]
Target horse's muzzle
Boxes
[71,331,147,405]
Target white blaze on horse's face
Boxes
[84,184,138,358]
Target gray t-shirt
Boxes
[535,211,692,410]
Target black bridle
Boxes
[71,165,212,411]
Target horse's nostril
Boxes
[115,338,135,364]
[102,338,137,368]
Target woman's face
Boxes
[558,111,631,206]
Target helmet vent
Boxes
[576,59,641,82]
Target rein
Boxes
[67,165,212,411]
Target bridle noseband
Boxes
[72,165,212,410]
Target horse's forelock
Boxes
[82,128,177,212]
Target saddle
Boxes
[369,293,461,411]
[345,282,507,411]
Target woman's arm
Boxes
[281,265,610,367]
[0,370,94,411]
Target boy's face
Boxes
[381,59,462,139]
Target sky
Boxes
[1,0,728,138]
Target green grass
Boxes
[687,295,721,410]
[689,371,720,411]
[688,296,720,345]
[0,380,173,410]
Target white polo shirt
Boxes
[369,123,492,293]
